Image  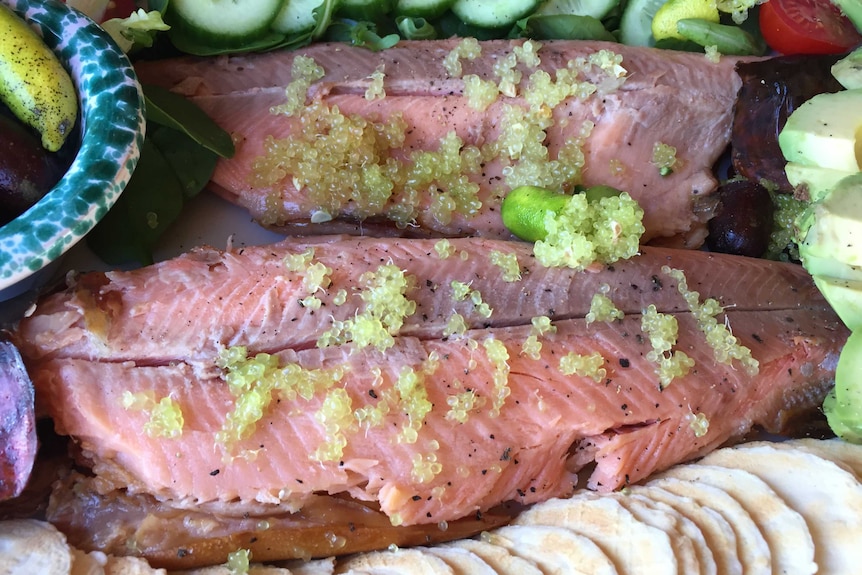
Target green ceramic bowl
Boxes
[0,0,144,296]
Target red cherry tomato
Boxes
[759,0,862,55]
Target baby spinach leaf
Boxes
[676,18,767,56]
[148,123,218,199]
[87,88,228,265]
[87,138,185,265]
[143,85,234,158]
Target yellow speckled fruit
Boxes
[651,0,719,41]
[0,3,77,152]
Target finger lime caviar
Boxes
[586,284,624,324]
[121,391,185,439]
[214,346,347,456]
[502,184,645,271]
[641,304,695,389]
[253,41,630,230]
[663,266,759,376]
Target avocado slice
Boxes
[832,46,862,90]
[778,89,862,173]
[799,173,862,329]
[802,253,862,283]
[785,162,857,202]
[824,330,862,444]
[798,172,862,264]
[813,275,862,331]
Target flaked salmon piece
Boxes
[16,238,823,365]
[18,238,844,531]
[134,40,744,247]
[32,308,840,527]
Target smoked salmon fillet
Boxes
[16,237,845,542]
[134,40,745,247]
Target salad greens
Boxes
[101,9,170,52]
[103,0,769,56]
[395,15,438,40]
[86,86,234,265]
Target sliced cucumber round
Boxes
[452,0,540,28]
[337,0,395,21]
[619,0,667,46]
[167,0,284,46]
[395,0,455,18]
[272,0,324,35]
[535,0,618,20]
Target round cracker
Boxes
[182,562,294,574]
[787,438,862,479]
[701,442,859,575]
[513,494,678,574]
[420,546,497,575]
[104,555,168,574]
[629,484,742,575]
[0,519,73,575]
[71,548,108,575]
[278,558,336,575]
[613,492,712,575]
[334,547,454,574]
[444,539,543,575]
[650,465,784,575]
[486,524,618,575]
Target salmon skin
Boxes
[134,39,745,247]
[16,236,845,533]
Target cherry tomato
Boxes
[759,0,862,55]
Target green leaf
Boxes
[676,17,767,55]
[102,9,171,53]
[326,19,400,50]
[87,138,185,266]
[148,124,218,199]
[517,14,616,41]
[143,84,235,158]
[311,0,342,39]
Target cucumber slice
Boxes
[535,0,619,20]
[395,0,455,18]
[396,15,438,38]
[272,0,324,34]
[167,0,284,46]
[452,0,540,28]
[619,0,667,46]
[437,9,511,38]
[338,0,394,20]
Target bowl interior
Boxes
[0,0,144,292]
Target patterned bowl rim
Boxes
[0,0,145,291]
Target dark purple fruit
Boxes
[707,180,774,258]
[0,114,63,226]
[0,339,36,501]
